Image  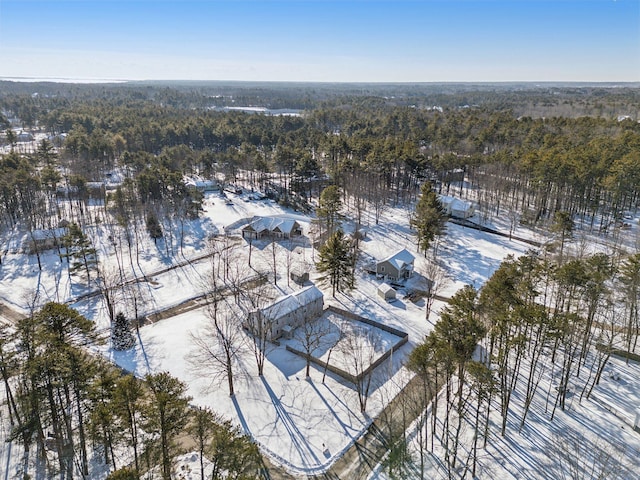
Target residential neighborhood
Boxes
[0,59,638,480]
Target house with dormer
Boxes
[241,216,302,240]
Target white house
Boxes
[184,175,218,193]
[246,285,324,341]
[439,195,476,219]
[376,249,415,282]
[23,227,67,254]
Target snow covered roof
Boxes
[17,132,34,142]
[380,248,415,271]
[378,283,395,294]
[258,285,323,321]
[244,216,299,235]
[245,217,270,233]
[273,219,297,234]
[439,195,474,213]
[261,295,300,320]
[183,175,216,189]
[293,285,323,305]
[30,228,67,241]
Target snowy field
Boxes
[99,202,530,475]
[0,191,310,315]
[7,187,616,477]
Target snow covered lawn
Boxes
[95,209,530,475]
[0,195,535,476]
[285,309,405,378]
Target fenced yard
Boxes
[285,306,408,384]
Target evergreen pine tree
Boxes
[111,312,136,351]
[208,418,261,480]
[105,467,139,480]
[143,372,192,480]
[411,182,447,255]
[113,375,145,476]
[317,185,343,235]
[146,213,163,244]
[619,253,640,357]
[187,406,218,480]
[316,229,355,297]
[551,210,574,263]
[61,223,98,281]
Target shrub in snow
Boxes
[106,467,138,480]
[146,213,163,244]
[111,312,136,351]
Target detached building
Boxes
[377,283,397,301]
[23,227,67,254]
[290,267,310,286]
[246,285,324,341]
[439,195,476,219]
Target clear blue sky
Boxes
[0,0,638,82]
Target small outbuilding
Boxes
[290,268,309,286]
[377,283,396,301]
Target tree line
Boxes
[2,91,639,243]
[0,301,261,480]
[402,241,640,479]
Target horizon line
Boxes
[2,77,639,86]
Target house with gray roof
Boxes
[246,285,324,341]
[241,216,302,240]
[376,248,415,283]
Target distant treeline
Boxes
[1,81,639,240]
[1,80,639,117]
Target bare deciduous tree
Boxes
[189,301,246,396]
[230,272,279,379]
[421,258,450,323]
[294,314,332,378]
[550,431,626,480]
[339,325,382,413]
[96,263,124,325]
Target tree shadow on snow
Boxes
[261,376,322,469]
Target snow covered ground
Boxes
[8,188,627,477]
[369,350,640,480]
[105,203,529,475]
[285,309,404,376]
